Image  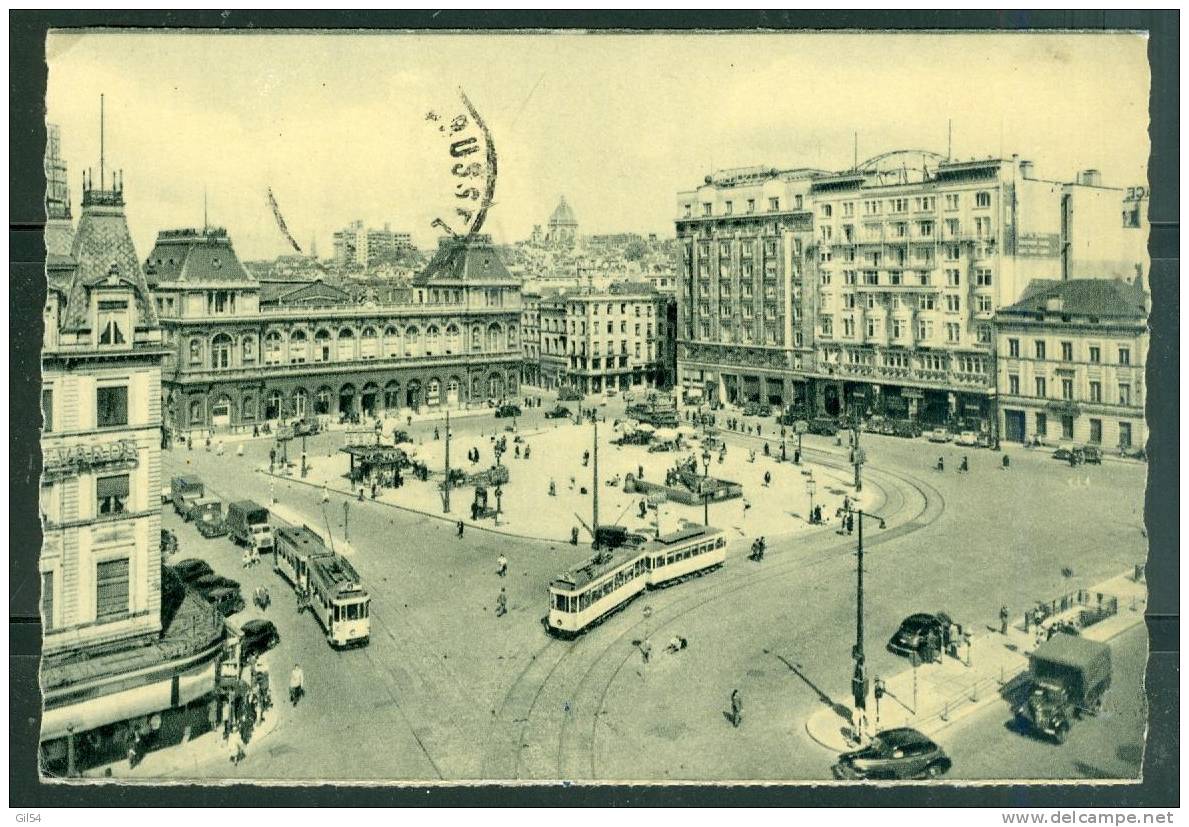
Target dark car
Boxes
[742,402,771,417]
[832,728,952,780]
[494,404,522,418]
[193,574,241,596]
[1081,445,1103,464]
[808,417,840,437]
[171,559,214,585]
[391,430,413,445]
[887,613,950,658]
[160,529,179,556]
[206,587,245,617]
[558,387,582,402]
[892,420,924,439]
[544,405,572,420]
[239,619,281,661]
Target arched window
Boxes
[188,398,204,425]
[264,389,283,420]
[426,378,441,407]
[241,395,257,421]
[447,376,461,405]
[314,387,333,415]
[264,331,284,366]
[425,326,441,356]
[211,333,232,369]
[314,329,332,362]
[383,380,401,410]
[445,324,460,354]
[288,329,309,364]
[383,326,401,359]
[486,323,503,352]
[360,327,378,360]
[404,326,421,357]
[292,387,308,418]
[336,328,355,362]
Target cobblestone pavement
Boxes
[150,401,1147,781]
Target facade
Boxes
[994,277,1148,452]
[545,196,579,247]
[154,230,522,434]
[676,153,1148,433]
[521,288,542,387]
[332,221,415,268]
[526,282,671,395]
[40,162,224,775]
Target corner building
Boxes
[153,232,522,435]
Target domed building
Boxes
[545,195,578,247]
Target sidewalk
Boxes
[804,569,1148,753]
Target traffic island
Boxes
[803,570,1148,754]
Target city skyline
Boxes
[46,30,1148,261]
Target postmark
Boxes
[425,88,498,241]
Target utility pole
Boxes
[852,415,864,493]
[443,410,451,513]
[852,508,868,738]
[343,500,350,544]
[592,418,600,543]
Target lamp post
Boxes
[701,448,711,525]
[443,410,452,514]
[806,475,817,524]
[849,410,864,493]
[343,499,350,543]
[301,434,308,478]
[839,503,886,741]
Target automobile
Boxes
[192,574,241,596]
[558,387,583,402]
[605,388,618,397]
[171,559,214,585]
[160,529,179,556]
[1081,445,1103,464]
[887,612,951,658]
[494,404,522,418]
[742,402,771,417]
[238,619,281,661]
[926,428,953,443]
[391,430,413,445]
[206,587,245,618]
[544,405,573,420]
[160,485,172,505]
[955,431,981,447]
[832,728,952,780]
[807,417,840,437]
[892,420,924,439]
[291,417,321,437]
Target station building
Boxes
[151,230,523,435]
[994,277,1148,452]
[39,159,224,775]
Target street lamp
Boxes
[840,502,886,741]
[343,499,350,543]
[806,476,817,524]
[700,448,711,525]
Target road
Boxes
[158,398,1148,781]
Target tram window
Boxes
[333,605,340,622]
[362,602,369,617]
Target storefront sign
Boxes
[43,440,138,480]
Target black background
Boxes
[9,9,1179,808]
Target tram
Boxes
[547,524,727,638]
[273,524,332,593]
[307,554,371,648]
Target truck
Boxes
[193,497,228,538]
[227,500,274,553]
[1014,633,1112,744]
[171,475,205,520]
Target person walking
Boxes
[495,587,508,617]
[1002,454,1011,470]
[999,605,1010,635]
[763,470,772,487]
[497,554,508,577]
[730,689,742,728]
[457,520,465,539]
[289,663,304,706]
[640,638,652,665]
[217,441,225,457]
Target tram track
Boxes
[506,456,943,779]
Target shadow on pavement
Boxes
[773,652,851,721]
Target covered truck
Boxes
[193,497,228,538]
[1014,633,1112,744]
[171,475,205,520]
[227,500,274,553]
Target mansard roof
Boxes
[412,234,516,286]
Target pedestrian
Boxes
[497,554,508,577]
[205,435,212,452]
[757,425,762,438]
[730,689,742,728]
[471,501,479,521]
[1002,454,1011,470]
[794,448,801,464]
[242,548,252,569]
[187,435,193,451]
[637,464,644,480]
[407,415,413,427]
[524,444,531,460]
[514,444,521,459]
[321,482,330,504]
[781,442,787,462]
[846,514,854,535]
[548,479,556,497]
[269,448,277,469]
[371,482,378,500]
[253,424,260,438]
[495,587,508,617]
[127,731,141,769]
[217,441,225,457]
[457,520,465,539]
[570,526,579,545]
[763,442,770,457]
[433,427,440,441]
[638,500,647,519]
[742,499,752,518]
[999,605,1010,635]
[763,470,771,487]
[289,663,304,706]
[640,638,652,664]
[1023,608,1032,634]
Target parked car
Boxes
[160,529,179,556]
[171,559,214,585]
[926,428,953,443]
[192,574,241,596]
[1081,445,1103,464]
[808,417,840,437]
[494,403,522,418]
[160,485,172,505]
[1053,444,1101,465]
[832,728,952,780]
[955,431,981,447]
[391,430,413,445]
[206,587,245,618]
[887,612,951,658]
[558,387,582,402]
[742,402,771,417]
[892,420,924,439]
[544,405,573,420]
[238,619,281,661]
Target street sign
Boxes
[793,420,809,434]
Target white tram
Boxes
[547,524,727,638]
[307,554,371,648]
[273,524,330,593]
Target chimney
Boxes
[1019,160,1034,179]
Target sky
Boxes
[46,30,1150,261]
